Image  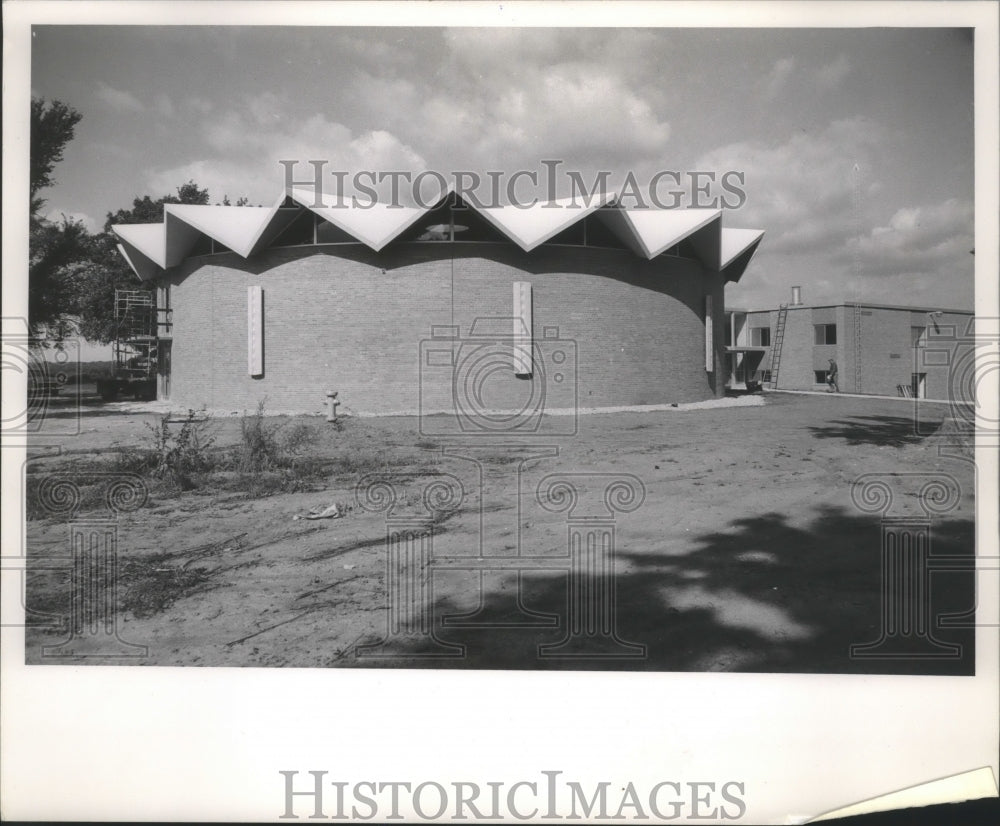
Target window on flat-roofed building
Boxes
[814,370,828,384]
[814,323,837,345]
[751,327,771,347]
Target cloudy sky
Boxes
[31,25,974,310]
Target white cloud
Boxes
[763,57,796,99]
[817,54,851,89]
[760,54,850,101]
[94,82,144,113]
[45,209,100,233]
[841,197,974,276]
[345,35,672,173]
[145,93,427,204]
[484,64,671,160]
[696,117,887,253]
[696,118,972,292]
[186,96,214,115]
[153,94,175,118]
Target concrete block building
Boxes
[725,289,974,400]
[112,186,764,419]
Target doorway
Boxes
[157,340,172,399]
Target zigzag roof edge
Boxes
[620,208,723,260]
[474,190,620,252]
[287,185,455,251]
[592,206,648,258]
[163,201,284,259]
[249,193,312,255]
[720,228,766,270]
[115,240,160,283]
[111,188,764,277]
[721,239,764,283]
[111,223,166,268]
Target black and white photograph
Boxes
[2,1,998,823]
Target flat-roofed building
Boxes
[725,289,974,400]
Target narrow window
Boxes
[705,295,714,372]
[248,286,264,377]
[513,281,533,376]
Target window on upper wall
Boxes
[316,219,357,244]
[582,213,630,250]
[270,209,315,247]
[188,234,213,257]
[750,327,771,347]
[814,323,837,345]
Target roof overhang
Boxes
[288,185,445,251]
[475,190,618,252]
[111,180,765,283]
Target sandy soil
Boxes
[22,391,975,673]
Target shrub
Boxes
[144,408,216,490]
[235,401,282,475]
[233,401,325,496]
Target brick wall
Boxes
[165,242,725,414]
[855,307,914,394]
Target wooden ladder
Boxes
[853,302,863,393]
[768,304,789,389]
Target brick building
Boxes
[725,289,974,400]
[112,187,764,418]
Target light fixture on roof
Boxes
[418,223,468,241]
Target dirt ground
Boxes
[22,390,976,673]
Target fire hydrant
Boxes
[325,390,340,422]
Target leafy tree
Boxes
[77,182,211,343]
[31,97,82,213]
[28,216,90,336]
[29,98,88,337]
[103,180,210,231]
[28,95,215,343]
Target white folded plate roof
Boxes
[475,191,618,252]
[288,186,444,251]
[112,182,764,281]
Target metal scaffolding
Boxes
[112,289,157,380]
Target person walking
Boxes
[827,358,840,393]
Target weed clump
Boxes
[144,408,217,490]
[233,401,323,496]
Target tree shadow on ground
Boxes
[348,505,975,674]
[806,415,932,447]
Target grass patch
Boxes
[119,557,216,619]
[24,553,217,626]
[25,403,458,516]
